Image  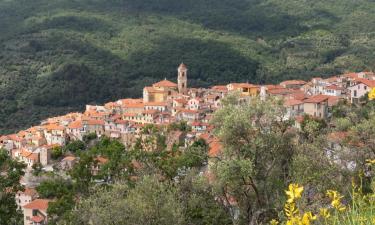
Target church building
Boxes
[143,63,188,103]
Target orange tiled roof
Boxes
[355,78,375,88]
[31,216,44,223]
[23,199,50,210]
[86,119,105,126]
[62,156,77,161]
[211,85,228,91]
[284,99,303,107]
[153,79,177,88]
[44,123,64,131]
[95,156,108,164]
[144,102,168,106]
[303,94,330,103]
[19,188,38,197]
[68,120,83,129]
[209,140,222,157]
[280,80,306,86]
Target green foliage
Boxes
[168,121,192,132]
[301,115,327,140]
[0,149,26,225]
[2,0,375,133]
[69,152,94,193]
[211,96,294,223]
[83,132,98,143]
[51,146,64,160]
[36,179,73,199]
[32,162,43,176]
[64,140,85,153]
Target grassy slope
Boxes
[0,0,375,133]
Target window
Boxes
[354,90,357,97]
[364,86,367,90]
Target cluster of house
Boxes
[2,63,375,225]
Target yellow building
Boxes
[143,79,178,102]
[226,83,260,97]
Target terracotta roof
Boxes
[284,99,303,107]
[8,134,23,142]
[153,79,178,88]
[209,140,222,157]
[115,119,128,124]
[178,63,187,69]
[211,85,228,91]
[20,149,39,161]
[354,78,375,88]
[144,102,168,106]
[267,88,290,95]
[95,156,108,164]
[44,123,65,131]
[117,98,143,105]
[86,119,105,126]
[265,85,284,90]
[174,99,188,104]
[18,188,38,197]
[287,91,306,101]
[31,216,44,223]
[23,199,50,210]
[303,95,330,103]
[62,156,77,161]
[144,86,166,93]
[280,80,306,86]
[142,109,159,115]
[328,96,341,107]
[124,102,145,108]
[123,113,138,117]
[68,120,83,129]
[342,73,359,79]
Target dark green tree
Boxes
[0,149,26,225]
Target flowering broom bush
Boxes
[270,161,375,225]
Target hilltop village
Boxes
[2,63,375,225]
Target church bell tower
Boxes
[178,63,188,95]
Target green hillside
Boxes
[1,0,375,133]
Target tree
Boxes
[0,149,26,225]
[211,96,296,224]
[70,153,94,194]
[61,176,185,225]
[64,140,85,153]
[179,170,232,225]
[36,179,72,199]
[83,133,98,143]
[51,146,64,160]
[32,162,43,176]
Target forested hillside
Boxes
[1,0,375,133]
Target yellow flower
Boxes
[285,183,304,203]
[326,190,346,211]
[365,159,375,166]
[286,216,301,225]
[301,212,316,225]
[368,88,375,100]
[284,202,299,218]
[319,208,330,219]
[270,219,279,225]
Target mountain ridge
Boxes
[1,0,375,133]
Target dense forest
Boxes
[1,0,375,133]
